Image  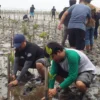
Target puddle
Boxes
[8,85,44,100]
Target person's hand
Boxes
[41,96,52,100]
[58,24,62,30]
[41,97,45,100]
[8,79,18,87]
[11,74,16,80]
[41,88,57,100]
[48,88,57,97]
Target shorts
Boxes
[30,12,34,16]
[36,58,46,66]
[76,71,94,87]
[18,58,46,69]
[56,64,94,87]
[68,28,85,50]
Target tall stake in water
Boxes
[44,58,51,100]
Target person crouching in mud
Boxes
[8,34,46,87]
[42,41,96,99]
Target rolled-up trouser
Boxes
[61,26,68,46]
[85,27,95,46]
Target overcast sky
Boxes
[0,0,100,11]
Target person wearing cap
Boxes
[9,34,45,86]
[58,0,92,50]
[43,41,96,98]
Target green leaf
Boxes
[33,24,39,29]
[45,46,52,55]
[49,72,56,80]
[39,32,48,38]
[9,53,14,64]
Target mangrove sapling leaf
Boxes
[39,32,48,38]
[33,24,39,29]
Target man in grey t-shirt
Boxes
[58,1,91,50]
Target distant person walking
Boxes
[51,6,56,21]
[30,5,35,18]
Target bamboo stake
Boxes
[7,54,10,83]
[44,58,52,100]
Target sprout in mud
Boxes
[39,32,48,38]
[33,24,39,29]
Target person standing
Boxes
[84,0,96,52]
[59,0,76,47]
[51,6,56,21]
[30,5,35,18]
[58,1,92,50]
[94,11,100,39]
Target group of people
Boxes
[23,5,57,21]
[8,0,98,99]
[9,33,96,99]
[23,5,35,21]
[59,0,100,53]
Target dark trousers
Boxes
[68,28,85,50]
[62,26,68,46]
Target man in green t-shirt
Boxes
[44,41,96,98]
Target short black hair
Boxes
[84,0,92,3]
[44,42,64,58]
[69,0,76,6]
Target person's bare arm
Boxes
[58,11,69,30]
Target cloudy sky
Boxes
[0,0,100,11]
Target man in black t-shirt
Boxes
[9,34,45,86]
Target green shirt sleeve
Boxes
[60,50,80,89]
[49,60,57,88]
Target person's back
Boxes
[52,7,56,15]
[30,5,35,13]
[68,4,91,31]
[30,5,35,18]
[16,41,44,63]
